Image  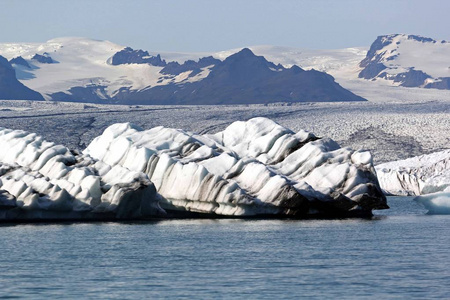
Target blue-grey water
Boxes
[1,196,450,299]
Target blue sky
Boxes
[1,0,449,52]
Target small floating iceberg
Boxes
[414,192,450,214]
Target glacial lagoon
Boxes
[1,197,449,299]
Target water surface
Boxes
[1,197,449,299]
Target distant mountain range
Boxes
[0,34,448,103]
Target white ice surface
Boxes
[415,192,450,214]
[0,127,163,220]
[376,150,450,196]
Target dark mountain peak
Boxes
[10,56,30,68]
[111,47,166,67]
[289,65,304,73]
[198,56,221,66]
[32,53,57,64]
[0,55,13,70]
[221,47,281,72]
[236,47,254,56]
[110,47,166,67]
[0,55,44,100]
[225,48,259,62]
[160,56,221,76]
[407,35,436,43]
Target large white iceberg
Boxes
[84,117,387,218]
[376,150,450,196]
[0,118,387,221]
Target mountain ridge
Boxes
[0,38,366,103]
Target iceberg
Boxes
[84,117,387,218]
[0,127,164,221]
[376,150,450,196]
[414,192,450,214]
[0,118,387,221]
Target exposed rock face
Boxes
[0,127,164,221]
[0,55,43,100]
[358,34,450,89]
[110,47,166,66]
[115,48,366,104]
[160,56,221,76]
[32,53,56,64]
[359,62,386,80]
[1,38,367,103]
[85,118,387,217]
[425,77,450,90]
[390,69,432,87]
[9,56,30,68]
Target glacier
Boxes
[376,150,450,214]
[0,117,387,221]
[376,150,450,196]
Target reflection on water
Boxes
[0,196,448,299]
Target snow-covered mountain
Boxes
[0,37,364,104]
[0,35,448,103]
[359,34,450,89]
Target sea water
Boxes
[1,196,449,299]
